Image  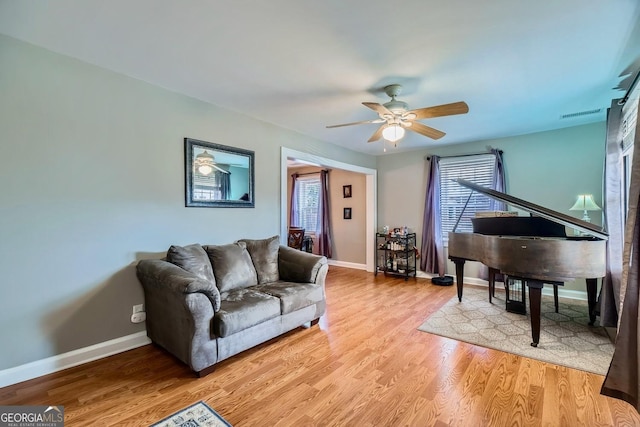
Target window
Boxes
[439,154,497,242]
[292,175,321,232]
[622,103,637,222]
[623,146,633,221]
[193,171,225,201]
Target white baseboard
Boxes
[0,331,151,389]
[328,260,367,270]
[544,288,588,301]
[416,271,433,279]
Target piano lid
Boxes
[454,178,608,240]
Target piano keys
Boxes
[447,178,608,347]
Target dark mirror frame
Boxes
[184,137,255,208]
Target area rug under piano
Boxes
[418,286,614,375]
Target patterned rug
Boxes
[418,287,614,375]
[150,401,232,427]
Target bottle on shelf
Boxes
[375,231,417,279]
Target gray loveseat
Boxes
[136,235,328,376]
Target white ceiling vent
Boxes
[560,109,603,119]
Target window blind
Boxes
[622,100,637,152]
[439,154,497,241]
[294,176,321,232]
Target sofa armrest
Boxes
[136,259,220,371]
[278,245,328,284]
[136,259,221,311]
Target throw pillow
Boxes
[205,242,258,292]
[238,235,280,284]
[166,244,216,285]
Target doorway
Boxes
[280,147,377,272]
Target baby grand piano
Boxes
[448,179,608,347]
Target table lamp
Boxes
[569,194,601,222]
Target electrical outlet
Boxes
[131,312,146,323]
[132,304,144,314]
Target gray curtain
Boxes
[216,171,230,200]
[602,100,640,411]
[289,173,300,227]
[599,101,625,327]
[317,170,333,258]
[420,156,444,275]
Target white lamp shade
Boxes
[194,150,215,176]
[382,125,405,142]
[569,195,601,211]
[197,165,214,175]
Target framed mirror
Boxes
[184,137,255,208]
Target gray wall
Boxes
[0,35,376,371]
[328,169,367,264]
[377,122,606,292]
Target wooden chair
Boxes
[287,228,305,250]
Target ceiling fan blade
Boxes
[213,164,230,174]
[368,125,386,142]
[407,101,469,120]
[326,118,385,128]
[362,102,393,117]
[407,122,446,140]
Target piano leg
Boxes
[451,257,466,302]
[488,268,497,303]
[527,280,544,347]
[586,278,597,326]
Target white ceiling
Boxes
[1,1,639,155]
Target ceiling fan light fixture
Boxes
[382,125,405,142]
[198,164,214,175]
[326,83,468,145]
[195,150,215,175]
[383,99,409,114]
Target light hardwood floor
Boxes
[1,266,638,426]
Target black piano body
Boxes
[472,216,566,237]
[447,179,608,347]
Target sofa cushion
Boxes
[214,288,280,337]
[254,281,324,314]
[238,236,280,284]
[205,242,258,292]
[166,244,216,285]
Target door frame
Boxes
[280,147,377,272]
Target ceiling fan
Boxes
[194,150,229,175]
[327,84,469,143]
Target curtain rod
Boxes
[292,169,330,177]
[425,149,502,161]
[617,69,640,106]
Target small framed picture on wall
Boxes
[343,185,352,198]
[344,207,352,220]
